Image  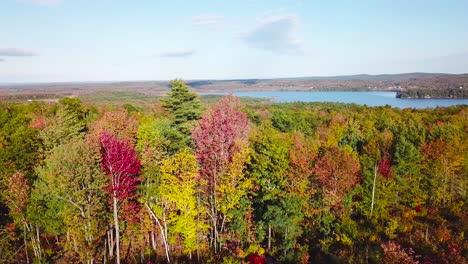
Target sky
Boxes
[1,0,468,83]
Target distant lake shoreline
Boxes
[202,91,468,109]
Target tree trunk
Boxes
[107,228,114,258]
[23,222,29,264]
[365,245,369,264]
[442,173,447,207]
[219,214,226,250]
[73,235,78,253]
[35,225,42,260]
[125,238,132,262]
[284,227,288,257]
[29,224,42,261]
[145,203,171,263]
[371,164,377,217]
[212,212,218,253]
[113,193,121,264]
[151,229,157,251]
[103,238,107,264]
[268,224,272,251]
[425,227,429,242]
[196,190,201,263]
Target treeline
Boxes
[0,80,467,263]
[396,88,468,99]
[0,93,66,101]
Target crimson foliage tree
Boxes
[191,95,250,252]
[192,95,250,183]
[100,131,141,264]
[378,158,392,179]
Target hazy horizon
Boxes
[1,72,466,85]
[1,0,468,82]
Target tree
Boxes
[287,133,317,215]
[100,131,141,264]
[380,241,420,264]
[192,95,250,252]
[6,172,29,225]
[394,136,423,206]
[35,138,107,263]
[422,139,463,207]
[339,118,364,153]
[271,109,294,133]
[137,116,185,161]
[313,147,360,211]
[370,158,393,217]
[161,79,202,135]
[0,104,41,261]
[36,97,91,152]
[38,105,85,151]
[160,149,200,258]
[357,127,395,220]
[90,109,138,144]
[137,115,204,262]
[248,124,291,252]
[0,103,41,181]
[5,172,30,263]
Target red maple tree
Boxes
[191,95,250,251]
[378,158,392,178]
[192,95,250,186]
[100,131,141,264]
[100,131,140,200]
[247,253,267,264]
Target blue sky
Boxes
[1,0,468,82]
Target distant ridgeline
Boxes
[396,88,467,99]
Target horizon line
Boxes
[1,72,466,86]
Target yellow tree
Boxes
[217,140,252,243]
[422,139,463,207]
[159,149,201,259]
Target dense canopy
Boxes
[0,81,466,264]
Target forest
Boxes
[0,80,466,264]
[396,88,468,99]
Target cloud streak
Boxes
[159,49,195,58]
[242,14,302,53]
[0,48,37,57]
[192,15,224,26]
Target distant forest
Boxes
[0,80,466,263]
[397,88,467,99]
[1,73,468,101]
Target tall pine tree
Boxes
[161,79,202,135]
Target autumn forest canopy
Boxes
[0,80,466,264]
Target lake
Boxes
[212,91,468,109]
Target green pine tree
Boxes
[161,79,202,135]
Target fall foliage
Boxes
[0,85,466,263]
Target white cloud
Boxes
[0,47,37,56]
[192,15,224,26]
[159,49,196,58]
[242,14,302,53]
[0,58,4,62]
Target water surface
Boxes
[220,91,468,108]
